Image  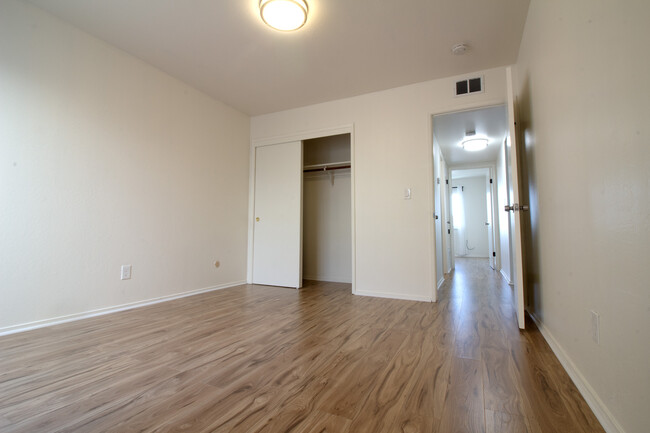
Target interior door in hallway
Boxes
[252,141,303,288]
[506,66,527,329]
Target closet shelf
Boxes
[303,161,351,173]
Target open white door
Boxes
[506,67,527,329]
[252,141,302,288]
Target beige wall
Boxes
[0,1,250,331]
[251,67,508,301]
[516,1,650,432]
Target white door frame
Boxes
[430,101,506,295]
[489,166,501,270]
[439,157,451,275]
[247,125,356,294]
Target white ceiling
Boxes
[451,167,489,180]
[433,105,507,167]
[27,0,530,115]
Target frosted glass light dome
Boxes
[260,0,308,31]
[461,138,488,152]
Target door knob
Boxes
[504,203,529,212]
[256,217,260,222]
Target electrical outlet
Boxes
[121,265,132,280]
[591,310,600,344]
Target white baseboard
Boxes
[529,313,624,433]
[354,290,432,303]
[500,269,512,284]
[302,275,352,284]
[0,280,247,337]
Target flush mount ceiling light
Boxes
[451,43,469,55]
[461,138,489,152]
[260,0,308,31]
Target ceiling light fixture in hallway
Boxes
[260,0,309,31]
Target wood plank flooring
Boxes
[0,258,605,432]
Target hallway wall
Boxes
[451,176,489,258]
[516,0,650,431]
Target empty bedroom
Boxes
[1,0,647,432]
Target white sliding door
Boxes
[252,141,303,288]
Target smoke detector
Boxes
[451,43,468,55]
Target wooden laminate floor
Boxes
[0,258,604,432]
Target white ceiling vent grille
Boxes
[455,76,483,96]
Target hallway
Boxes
[439,258,604,432]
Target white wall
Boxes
[451,176,489,258]
[251,68,507,301]
[516,1,650,432]
[0,0,250,331]
[496,140,512,282]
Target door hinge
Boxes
[448,229,451,234]
[445,179,449,185]
[489,178,493,184]
[493,252,496,257]
[436,177,440,185]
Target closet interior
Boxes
[302,134,352,284]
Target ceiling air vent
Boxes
[455,77,483,96]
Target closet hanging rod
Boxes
[303,161,351,173]
[303,165,351,173]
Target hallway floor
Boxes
[0,259,604,432]
[438,258,604,432]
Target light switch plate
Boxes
[591,310,600,344]
[121,265,132,280]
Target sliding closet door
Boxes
[252,141,302,288]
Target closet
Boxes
[302,134,352,284]
[251,133,352,289]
